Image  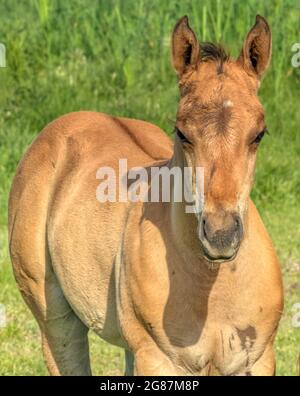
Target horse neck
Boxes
[166,147,203,256]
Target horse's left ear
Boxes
[237,15,272,80]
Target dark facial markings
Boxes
[213,103,233,135]
[176,100,267,151]
[177,99,233,132]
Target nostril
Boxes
[202,218,207,239]
[234,216,243,238]
[200,217,208,241]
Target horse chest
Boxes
[174,322,262,375]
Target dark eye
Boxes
[252,128,268,145]
[175,127,191,144]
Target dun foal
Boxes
[9,15,283,375]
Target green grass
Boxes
[0,0,299,376]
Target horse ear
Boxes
[172,16,200,78]
[237,15,272,80]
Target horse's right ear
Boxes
[172,16,200,78]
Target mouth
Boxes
[202,246,238,264]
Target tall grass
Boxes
[0,0,299,375]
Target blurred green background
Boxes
[0,0,299,375]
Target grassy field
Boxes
[0,0,299,375]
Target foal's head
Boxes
[172,15,271,263]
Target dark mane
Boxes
[200,43,229,73]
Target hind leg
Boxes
[11,246,91,375]
[34,272,91,376]
[40,270,91,375]
[40,308,91,376]
[30,275,91,376]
